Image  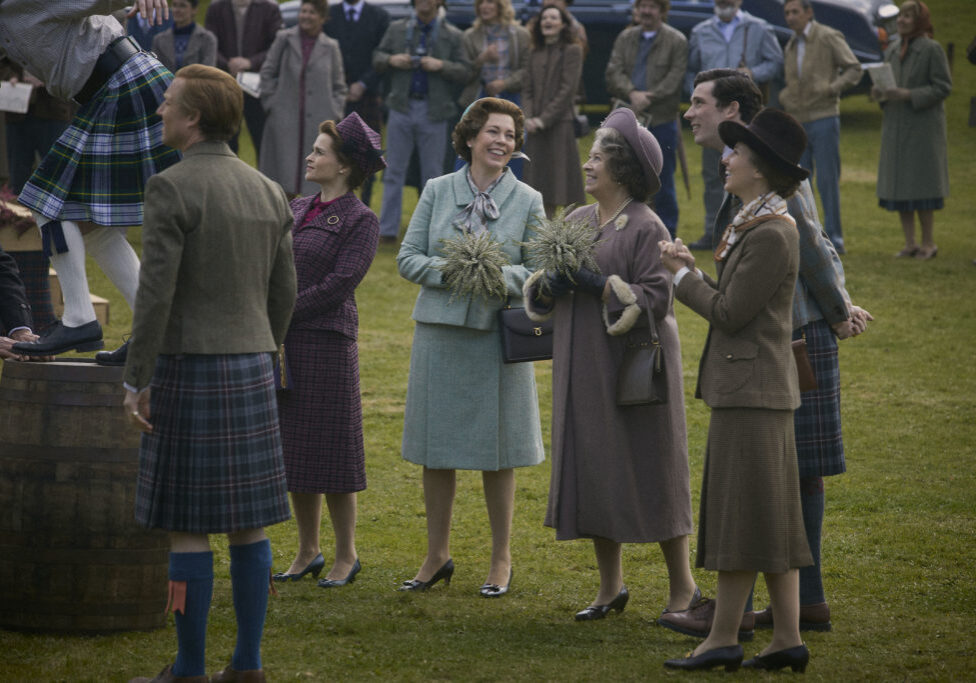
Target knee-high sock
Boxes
[169,551,214,678]
[37,215,96,327]
[83,226,140,312]
[799,476,826,606]
[229,539,273,671]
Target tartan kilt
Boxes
[793,319,845,478]
[277,330,367,494]
[134,353,291,534]
[18,52,181,226]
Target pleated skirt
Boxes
[793,320,845,478]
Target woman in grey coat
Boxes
[524,108,697,622]
[396,98,544,598]
[259,0,347,196]
[873,0,951,261]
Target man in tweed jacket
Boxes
[605,0,687,237]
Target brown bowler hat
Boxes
[718,108,810,181]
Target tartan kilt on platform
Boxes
[134,353,291,534]
[18,52,180,226]
[793,319,845,478]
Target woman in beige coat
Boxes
[660,109,813,673]
[259,0,347,196]
[522,4,585,216]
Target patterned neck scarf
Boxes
[714,191,791,262]
[452,169,505,234]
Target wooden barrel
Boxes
[0,360,169,633]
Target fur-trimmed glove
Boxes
[545,270,574,298]
[572,267,607,295]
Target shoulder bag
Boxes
[616,313,667,406]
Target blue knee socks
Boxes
[799,477,826,605]
[229,539,273,672]
[169,551,214,678]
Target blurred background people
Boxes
[259,0,347,196]
[206,0,283,158]
[325,0,391,207]
[874,0,950,261]
[373,0,472,244]
[523,4,585,217]
[524,108,698,622]
[152,0,218,72]
[126,0,174,50]
[396,98,544,597]
[779,0,861,254]
[605,0,688,238]
[273,114,385,588]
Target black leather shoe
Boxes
[317,558,361,588]
[273,553,325,582]
[95,339,129,366]
[575,586,629,621]
[743,643,810,672]
[398,558,454,591]
[664,644,744,672]
[660,585,703,617]
[12,320,103,355]
[479,568,512,598]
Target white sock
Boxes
[84,226,140,311]
[37,215,97,328]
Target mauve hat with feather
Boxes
[599,107,663,196]
[336,112,386,176]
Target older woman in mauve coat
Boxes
[260,0,347,196]
[524,108,697,622]
[874,0,951,261]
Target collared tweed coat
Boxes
[876,35,951,203]
[397,167,545,470]
[527,202,693,543]
[259,26,348,196]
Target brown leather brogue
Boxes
[656,597,755,641]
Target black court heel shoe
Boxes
[317,558,361,588]
[664,644,744,672]
[480,568,513,598]
[273,553,325,582]
[575,586,629,621]
[743,643,810,672]
[398,558,454,592]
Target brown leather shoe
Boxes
[656,597,754,641]
[210,665,267,683]
[128,663,208,683]
[754,601,832,632]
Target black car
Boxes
[281,0,898,109]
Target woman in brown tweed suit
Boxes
[659,109,814,673]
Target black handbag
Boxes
[616,315,667,406]
[498,301,553,364]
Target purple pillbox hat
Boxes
[599,107,663,196]
[336,112,386,177]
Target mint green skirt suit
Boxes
[396,167,545,471]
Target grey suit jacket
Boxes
[124,141,297,389]
[151,24,219,72]
[676,216,800,410]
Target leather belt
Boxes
[74,35,142,106]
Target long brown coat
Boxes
[522,42,585,207]
[527,202,692,543]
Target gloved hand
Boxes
[572,267,607,296]
[544,270,574,298]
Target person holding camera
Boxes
[373,0,472,244]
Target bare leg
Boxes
[411,467,456,581]
[659,535,698,611]
[285,492,322,574]
[482,468,515,586]
[763,569,803,654]
[591,536,623,605]
[898,210,917,250]
[324,492,358,579]
[918,209,936,250]
[694,570,755,656]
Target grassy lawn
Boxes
[1,1,975,680]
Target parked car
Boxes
[280,0,898,109]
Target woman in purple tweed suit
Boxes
[273,113,386,588]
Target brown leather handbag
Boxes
[616,315,667,406]
[791,337,818,393]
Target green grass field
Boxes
[1,0,975,680]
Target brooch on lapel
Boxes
[614,214,629,231]
[327,216,339,225]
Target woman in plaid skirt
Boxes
[4,0,181,359]
[273,113,386,589]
